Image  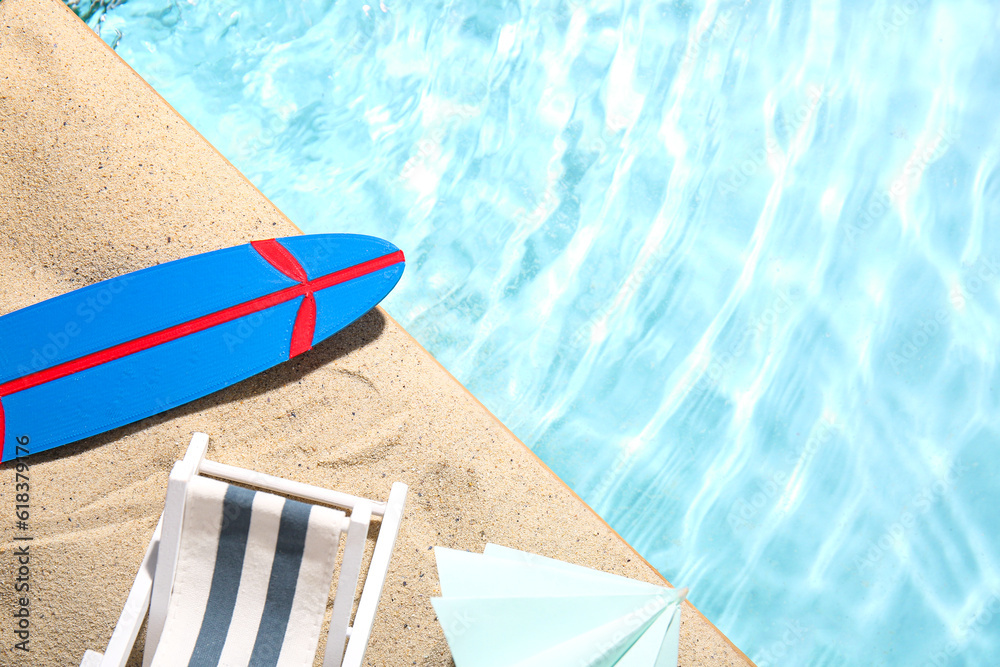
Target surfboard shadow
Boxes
[32,307,389,465]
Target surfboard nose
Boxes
[270,234,405,349]
[275,234,404,281]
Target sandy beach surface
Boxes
[0,0,755,664]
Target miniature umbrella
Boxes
[431,544,685,666]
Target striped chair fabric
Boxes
[150,476,343,667]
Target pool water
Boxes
[69,0,1000,664]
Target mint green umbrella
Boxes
[432,544,685,666]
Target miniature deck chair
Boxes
[80,433,407,667]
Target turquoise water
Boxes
[70,0,1000,664]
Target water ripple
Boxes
[72,0,1000,664]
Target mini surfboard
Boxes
[0,234,404,462]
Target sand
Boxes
[0,0,755,665]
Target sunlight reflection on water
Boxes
[73,0,1000,663]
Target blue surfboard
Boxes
[0,234,404,462]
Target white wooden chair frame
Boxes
[81,432,407,667]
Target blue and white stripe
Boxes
[151,476,343,667]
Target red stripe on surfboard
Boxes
[0,249,404,399]
[290,293,317,357]
[309,250,404,292]
[252,239,310,282]
[0,397,5,461]
[252,239,315,356]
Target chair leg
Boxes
[84,518,162,667]
[339,483,408,667]
[143,456,197,667]
[323,500,373,667]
